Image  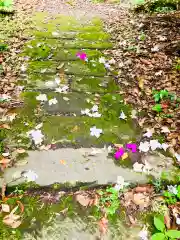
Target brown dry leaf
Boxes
[16,148,26,154]
[134,185,154,194]
[132,193,150,208]
[0,158,11,164]
[137,77,144,90]
[0,124,11,129]
[3,213,21,228]
[128,215,137,225]
[98,217,108,236]
[1,204,10,213]
[75,193,92,207]
[164,212,171,229]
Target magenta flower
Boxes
[76,52,87,61]
[126,143,137,153]
[114,147,125,160]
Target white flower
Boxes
[103,145,112,153]
[22,170,38,182]
[81,108,90,115]
[119,111,127,120]
[91,112,101,118]
[139,141,150,152]
[99,57,106,64]
[28,129,44,145]
[55,85,69,93]
[48,98,58,105]
[161,126,170,133]
[2,152,10,157]
[45,81,54,87]
[55,77,61,85]
[167,185,178,195]
[90,126,103,138]
[161,143,169,151]
[20,64,27,72]
[150,140,162,151]
[133,162,144,172]
[36,94,47,102]
[176,217,180,225]
[138,228,148,240]
[114,176,129,191]
[143,128,154,138]
[104,63,111,69]
[91,105,98,112]
[175,153,180,162]
[52,31,59,36]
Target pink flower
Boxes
[114,147,125,160]
[126,143,137,153]
[76,52,87,61]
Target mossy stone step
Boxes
[27,61,107,76]
[25,30,110,41]
[42,115,139,147]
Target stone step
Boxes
[21,43,110,61]
[20,74,119,94]
[27,60,107,76]
[1,148,147,187]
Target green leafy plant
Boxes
[152,104,162,112]
[152,89,169,103]
[163,185,180,205]
[152,215,180,240]
[97,187,120,216]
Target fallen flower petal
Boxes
[49,98,58,105]
[119,111,127,120]
[22,170,38,182]
[150,140,162,151]
[143,128,154,138]
[139,141,150,152]
[90,126,103,138]
[36,94,48,102]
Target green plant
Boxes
[152,89,169,103]
[152,104,162,112]
[97,187,120,216]
[163,185,180,205]
[152,215,180,240]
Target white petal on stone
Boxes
[143,128,154,138]
[139,141,150,152]
[63,97,69,101]
[55,77,61,85]
[99,57,106,64]
[35,123,43,129]
[20,64,27,72]
[22,170,38,182]
[29,129,44,145]
[45,81,54,87]
[49,98,58,105]
[36,94,48,102]
[88,148,102,156]
[161,143,169,151]
[119,111,127,120]
[91,105,98,112]
[81,108,90,115]
[90,126,103,138]
[161,126,170,133]
[150,140,162,151]
[175,153,180,162]
[133,162,144,172]
[52,31,59,36]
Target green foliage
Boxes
[163,185,180,205]
[152,104,162,112]
[97,186,120,216]
[152,215,180,239]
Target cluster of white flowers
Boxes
[139,140,169,152]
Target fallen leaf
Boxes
[1,204,10,213]
[98,217,108,236]
[75,193,91,207]
[16,148,26,154]
[0,124,11,129]
[0,158,11,164]
[128,215,137,225]
[161,126,170,133]
[121,152,128,160]
[137,77,144,90]
[59,160,66,165]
